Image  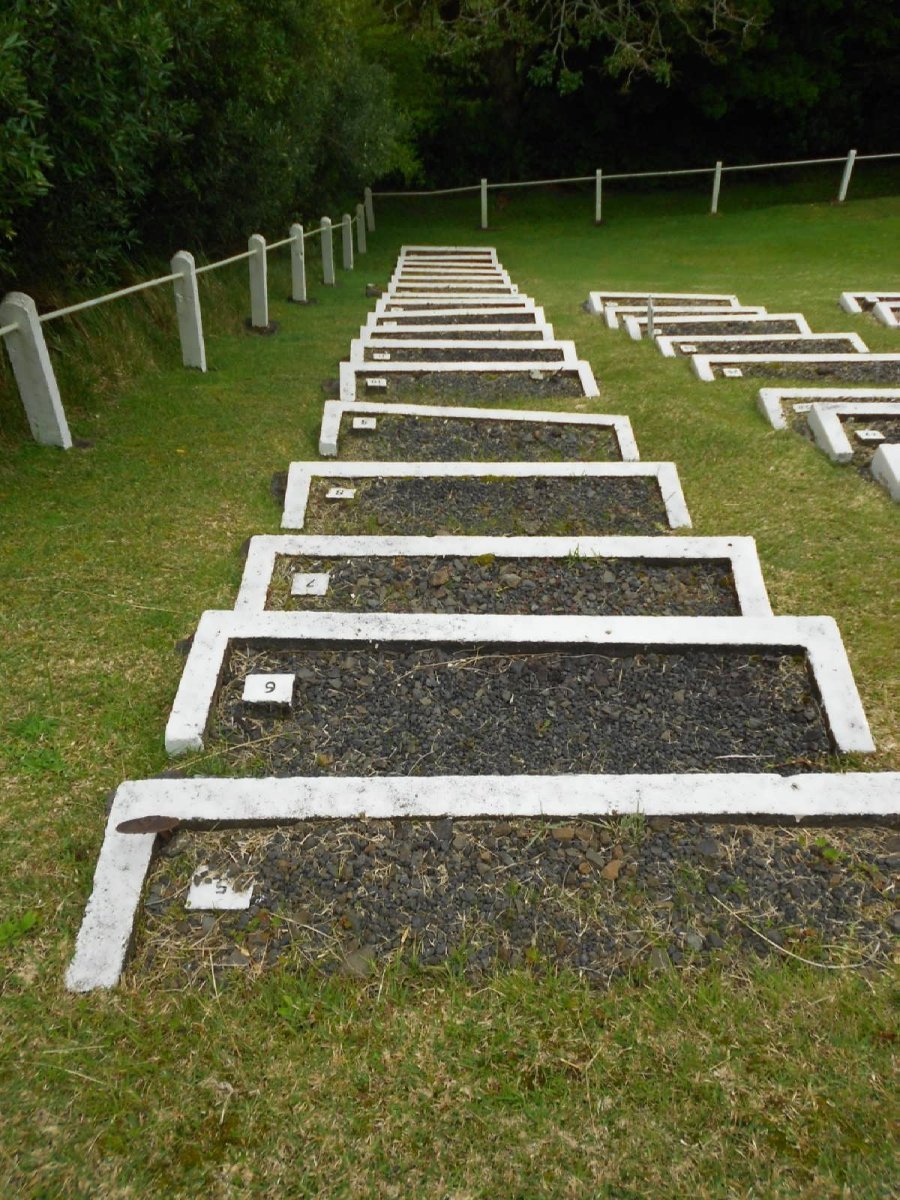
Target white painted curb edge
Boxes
[66,769,900,991]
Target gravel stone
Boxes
[303,476,668,536]
[338,413,618,462]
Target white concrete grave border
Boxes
[362,323,556,342]
[757,387,900,430]
[318,400,639,460]
[370,305,546,326]
[282,459,690,531]
[391,266,511,281]
[805,402,900,463]
[164,611,873,757]
[338,360,599,403]
[872,301,900,329]
[657,331,869,359]
[348,338,579,365]
[67,764,900,992]
[586,291,742,317]
[693,353,900,383]
[839,291,900,314]
[871,444,900,501]
[400,244,498,258]
[235,533,772,616]
[623,312,812,341]
[379,297,535,313]
[603,304,766,331]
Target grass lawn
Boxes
[1,170,898,1197]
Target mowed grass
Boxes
[1,174,898,1197]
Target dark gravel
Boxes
[268,554,741,616]
[378,312,539,325]
[336,413,619,462]
[361,347,568,363]
[132,820,899,986]
[303,475,668,536]
[716,360,900,382]
[368,328,546,340]
[644,319,805,337]
[670,336,863,357]
[357,370,587,403]
[213,644,832,776]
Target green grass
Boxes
[1,173,899,1197]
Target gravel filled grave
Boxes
[642,319,803,337]
[335,413,618,462]
[360,347,567,363]
[792,412,900,468]
[302,476,667,536]
[355,371,587,403]
[131,818,899,986]
[672,337,861,357]
[368,328,546,340]
[716,361,900,382]
[212,644,832,776]
[378,312,539,325]
[267,554,741,616]
[352,369,585,403]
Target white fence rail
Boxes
[372,148,900,230]
[1,202,371,449]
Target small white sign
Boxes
[372,352,391,361]
[326,486,356,500]
[242,673,295,706]
[856,429,885,443]
[382,322,398,329]
[291,572,330,597]
[186,866,254,911]
[679,343,698,353]
[365,377,387,390]
[529,369,545,381]
[723,367,743,378]
[352,417,377,431]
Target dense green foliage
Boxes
[0,0,898,285]
[0,0,412,287]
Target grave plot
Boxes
[871,444,900,501]
[339,361,599,404]
[371,308,548,328]
[363,325,554,342]
[234,534,770,617]
[379,296,536,313]
[391,266,511,282]
[692,353,900,383]
[66,766,899,992]
[349,337,578,364]
[585,291,742,317]
[603,304,766,331]
[391,284,519,297]
[805,401,900,464]
[839,290,900,314]
[873,301,900,329]
[164,610,872,758]
[624,312,810,340]
[757,387,900,430]
[280,461,691,534]
[317,401,638,461]
[657,332,868,359]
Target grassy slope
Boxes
[1,176,898,1197]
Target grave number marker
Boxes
[856,429,885,443]
[290,572,331,596]
[723,367,744,378]
[242,673,295,706]
[352,417,377,431]
[326,486,356,500]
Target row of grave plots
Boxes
[588,289,900,503]
[841,289,900,329]
[67,247,898,993]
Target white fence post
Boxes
[480,178,488,229]
[321,217,335,285]
[248,234,268,328]
[837,149,857,203]
[341,214,354,270]
[356,203,367,254]
[170,251,206,370]
[289,224,307,303]
[647,295,655,340]
[0,292,72,448]
[594,169,603,224]
[711,161,723,215]
[364,187,375,232]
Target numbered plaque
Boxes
[856,429,885,443]
[325,486,356,500]
[372,352,391,361]
[352,417,377,431]
[723,367,744,378]
[365,377,388,390]
[242,673,295,707]
[186,866,254,911]
[290,572,330,597]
